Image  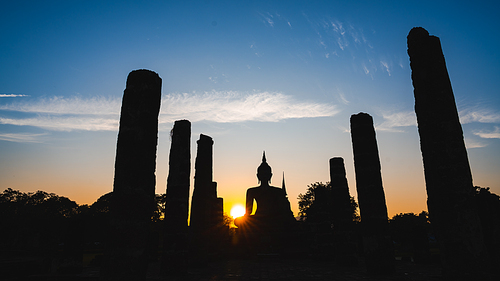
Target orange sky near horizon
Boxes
[0,147,431,220]
[2,119,497,220]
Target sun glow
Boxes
[230,204,246,218]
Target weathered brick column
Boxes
[408,27,488,279]
[190,134,216,232]
[330,157,358,266]
[189,134,224,261]
[105,69,162,279]
[161,119,191,275]
[329,157,353,229]
[350,112,393,274]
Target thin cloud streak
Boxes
[0,91,338,131]
[0,96,121,115]
[0,132,48,143]
[0,94,29,97]
[258,12,274,27]
[161,91,338,123]
[464,138,487,149]
[374,107,500,132]
[0,116,119,132]
[376,111,417,132]
[473,127,500,139]
[459,108,500,124]
[380,60,391,76]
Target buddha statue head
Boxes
[257,151,272,184]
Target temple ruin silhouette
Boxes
[60,26,497,280]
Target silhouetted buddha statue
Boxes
[234,152,295,231]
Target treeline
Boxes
[0,189,168,263]
[297,183,500,263]
[1,185,499,266]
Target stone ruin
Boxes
[329,157,358,266]
[350,112,394,274]
[161,119,191,275]
[329,157,354,229]
[408,27,489,279]
[189,134,224,258]
[102,27,496,277]
[105,69,162,279]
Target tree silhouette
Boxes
[0,188,80,248]
[298,182,359,224]
[474,186,500,266]
[389,211,431,263]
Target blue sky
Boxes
[1,0,499,217]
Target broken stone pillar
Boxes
[329,157,358,266]
[189,134,224,259]
[190,134,216,232]
[161,120,191,275]
[350,112,393,275]
[105,69,162,280]
[408,27,488,279]
[329,157,353,229]
[211,182,224,228]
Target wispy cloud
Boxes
[362,64,370,75]
[380,60,391,76]
[0,94,29,97]
[0,96,121,115]
[0,92,338,132]
[376,111,417,132]
[258,12,274,27]
[161,91,338,123]
[0,116,119,131]
[464,138,487,149]
[459,108,500,124]
[337,88,349,105]
[259,11,293,29]
[473,126,500,139]
[0,132,48,143]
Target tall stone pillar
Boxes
[105,69,162,279]
[161,120,191,275]
[329,157,353,229]
[329,157,358,266]
[350,112,393,274]
[408,27,488,279]
[189,134,224,260]
[190,134,216,231]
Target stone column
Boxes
[329,157,358,266]
[329,157,353,229]
[189,134,226,261]
[350,112,393,274]
[105,69,162,280]
[408,27,488,279]
[161,119,191,275]
[190,134,215,232]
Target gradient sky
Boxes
[1,0,499,218]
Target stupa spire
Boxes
[282,172,287,196]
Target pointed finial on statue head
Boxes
[257,151,272,184]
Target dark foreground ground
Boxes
[7,257,444,281]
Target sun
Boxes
[230,204,246,218]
